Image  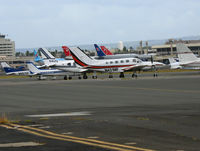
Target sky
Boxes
[1,0,200,48]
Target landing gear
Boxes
[68,76,72,80]
[132,72,138,78]
[83,73,88,79]
[109,74,113,78]
[119,72,125,78]
[92,76,97,79]
[78,76,82,79]
[153,73,158,77]
[51,76,56,80]
[132,73,138,78]
[92,71,97,79]
[38,75,46,80]
[64,75,68,80]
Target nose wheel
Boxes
[119,72,125,78]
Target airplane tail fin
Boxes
[1,62,10,68]
[27,62,40,74]
[62,46,72,57]
[176,43,198,63]
[100,46,113,55]
[34,50,42,62]
[94,44,106,57]
[38,48,55,59]
[1,62,12,74]
[69,47,95,67]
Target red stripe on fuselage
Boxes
[70,52,88,67]
[88,64,133,69]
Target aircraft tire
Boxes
[64,75,68,80]
[83,75,88,79]
[109,75,113,78]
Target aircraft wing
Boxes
[56,67,88,73]
[122,64,146,71]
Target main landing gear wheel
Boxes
[64,75,68,80]
[153,73,158,77]
[92,76,97,79]
[119,72,125,78]
[83,75,88,79]
[83,73,88,79]
[69,76,72,80]
[132,73,138,78]
[78,76,82,79]
[109,75,113,78]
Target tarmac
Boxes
[0,72,200,151]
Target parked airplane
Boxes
[94,44,152,60]
[1,62,30,75]
[38,48,74,67]
[69,47,164,79]
[177,43,200,69]
[27,62,87,80]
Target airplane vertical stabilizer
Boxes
[39,48,55,59]
[1,62,11,68]
[69,47,95,66]
[27,62,40,74]
[94,44,106,57]
[100,46,113,55]
[176,43,198,63]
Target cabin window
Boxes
[132,59,136,62]
[126,60,129,63]
[67,63,71,66]
[106,62,108,64]
[115,61,118,64]
[120,60,124,63]
[110,61,113,64]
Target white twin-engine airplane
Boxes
[69,47,164,79]
[27,62,87,80]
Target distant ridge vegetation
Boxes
[16,35,200,53]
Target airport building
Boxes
[0,34,15,59]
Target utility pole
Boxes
[169,39,173,56]
[140,40,143,54]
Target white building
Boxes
[0,34,15,59]
[118,41,124,51]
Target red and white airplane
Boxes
[69,47,164,79]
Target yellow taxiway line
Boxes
[0,123,155,151]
